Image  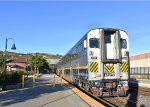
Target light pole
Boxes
[2,37,16,91]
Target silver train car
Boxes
[57,28,129,97]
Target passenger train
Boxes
[56,28,129,97]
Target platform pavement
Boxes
[130,78,150,88]
[0,73,91,107]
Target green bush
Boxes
[24,71,34,75]
[0,70,25,85]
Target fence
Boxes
[130,67,150,75]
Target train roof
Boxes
[88,28,128,35]
[58,28,128,63]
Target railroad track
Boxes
[129,83,150,96]
[103,97,141,107]
[78,86,141,107]
[58,75,142,107]
[62,78,140,107]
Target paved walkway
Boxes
[0,73,90,107]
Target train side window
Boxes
[89,38,99,48]
[120,39,127,49]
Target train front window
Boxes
[120,39,127,49]
[89,38,99,48]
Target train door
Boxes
[101,30,121,79]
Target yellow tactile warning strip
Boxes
[90,62,98,72]
[104,64,114,72]
[60,77,105,107]
[120,62,128,72]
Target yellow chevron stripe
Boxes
[90,62,94,72]
[106,67,111,72]
[90,62,98,72]
[91,62,98,72]
[90,62,95,70]
[93,64,98,72]
[91,63,98,72]
[104,66,109,72]
[120,62,128,72]
[121,64,127,72]
[109,66,114,72]
[90,62,96,70]
[121,62,126,69]
[123,63,128,72]
[90,62,93,72]
[123,65,128,72]
[104,64,114,72]
[121,63,127,72]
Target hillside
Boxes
[0,51,63,59]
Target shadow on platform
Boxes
[0,74,76,107]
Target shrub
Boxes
[0,70,25,85]
[24,71,34,76]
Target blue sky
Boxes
[0,1,150,55]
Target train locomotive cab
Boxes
[86,28,129,97]
[56,28,129,97]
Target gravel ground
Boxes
[124,92,150,107]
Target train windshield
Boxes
[89,38,99,48]
[120,39,127,49]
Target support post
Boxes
[60,74,63,86]
[53,74,55,87]
[33,75,35,87]
[22,75,24,88]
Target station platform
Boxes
[0,73,104,107]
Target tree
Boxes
[29,54,49,73]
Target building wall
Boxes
[130,52,150,67]
[130,52,150,75]
[7,62,26,71]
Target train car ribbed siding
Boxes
[104,64,114,72]
[90,62,98,72]
[120,62,128,72]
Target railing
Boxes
[130,67,150,75]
